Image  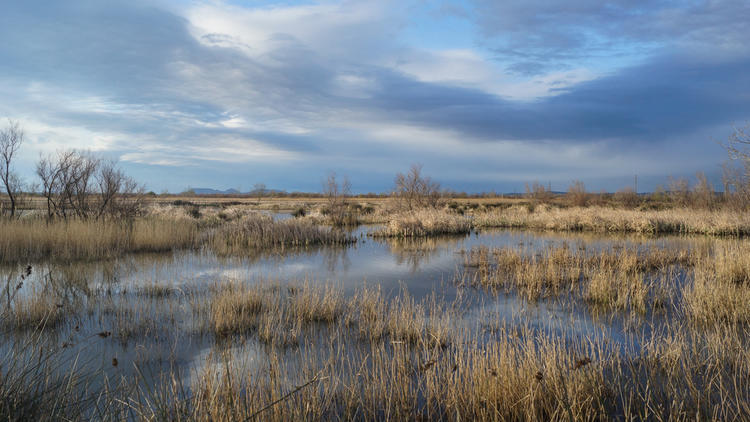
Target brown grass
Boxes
[2,270,750,420]
[684,241,750,324]
[206,214,354,255]
[0,217,199,263]
[372,209,472,237]
[474,204,750,235]
[460,243,691,313]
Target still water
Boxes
[0,224,701,388]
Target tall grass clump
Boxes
[461,243,688,312]
[206,214,353,255]
[373,209,471,237]
[474,205,750,236]
[684,241,750,324]
[0,217,199,263]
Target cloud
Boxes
[469,0,750,73]
[0,0,745,192]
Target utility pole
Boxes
[634,175,638,194]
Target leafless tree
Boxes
[254,183,266,204]
[323,172,351,226]
[692,171,715,209]
[668,176,690,206]
[566,180,589,207]
[614,186,639,208]
[95,160,144,219]
[524,181,552,204]
[393,164,442,211]
[721,124,750,208]
[0,120,24,217]
[36,150,144,220]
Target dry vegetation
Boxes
[372,208,472,237]
[2,141,750,419]
[2,253,750,420]
[0,217,200,263]
[205,214,354,255]
[474,204,750,235]
[458,243,694,309]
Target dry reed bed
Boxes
[475,205,750,235]
[0,211,352,263]
[205,215,354,255]
[3,235,750,420]
[460,240,750,324]
[372,209,472,237]
[460,243,693,306]
[209,282,454,348]
[2,269,750,420]
[149,278,750,421]
[25,315,746,420]
[0,217,200,263]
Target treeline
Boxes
[3,120,750,215]
[1,120,144,220]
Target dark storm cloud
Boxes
[361,53,750,146]
[469,0,750,73]
[0,0,746,192]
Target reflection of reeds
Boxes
[3,221,750,419]
[6,290,67,331]
[460,243,692,312]
[136,314,750,421]
[2,269,750,420]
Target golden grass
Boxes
[684,241,750,324]
[460,243,691,313]
[4,206,750,420]
[373,209,472,237]
[474,204,750,235]
[5,291,67,331]
[206,214,354,255]
[0,217,199,263]
[127,316,750,421]
[2,269,750,420]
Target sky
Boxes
[1,0,749,193]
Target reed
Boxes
[474,205,750,236]
[0,217,199,263]
[460,243,689,312]
[2,275,749,420]
[206,214,354,255]
[372,209,471,237]
[125,315,750,421]
[684,241,750,324]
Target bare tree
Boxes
[721,124,750,208]
[566,180,589,207]
[725,124,750,164]
[323,172,351,226]
[524,181,552,204]
[668,176,690,206]
[0,120,24,217]
[614,186,639,208]
[253,183,266,204]
[393,164,442,211]
[692,171,715,209]
[36,150,144,220]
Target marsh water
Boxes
[0,222,705,391]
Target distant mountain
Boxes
[191,188,241,195]
[190,187,285,195]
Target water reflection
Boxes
[0,227,726,398]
